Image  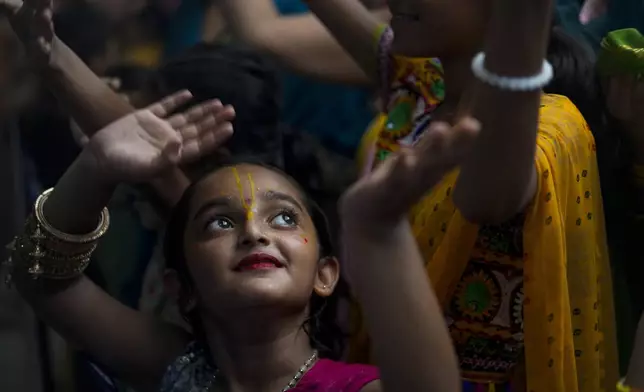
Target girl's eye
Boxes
[206,217,234,231]
[271,212,297,227]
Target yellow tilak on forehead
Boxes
[231,167,257,220]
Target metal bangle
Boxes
[34,188,110,244]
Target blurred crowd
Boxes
[1,0,644,392]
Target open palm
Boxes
[87,90,235,183]
[340,118,480,227]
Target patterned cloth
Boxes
[357,26,444,165]
[160,342,379,392]
[351,26,618,392]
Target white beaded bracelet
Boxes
[471,52,553,91]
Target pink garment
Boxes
[294,359,379,392]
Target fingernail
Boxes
[459,117,481,129]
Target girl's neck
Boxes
[202,312,316,392]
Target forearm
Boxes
[43,150,116,234]
[45,37,133,136]
[454,0,552,223]
[45,37,189,209]
[305,0,385,82]
[346,222,460,392]
[220,0,381,85]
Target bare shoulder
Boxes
[360,380,383,392]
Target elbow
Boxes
[453,189,531,225]
[455,203,523,225]
[453,168,537,225]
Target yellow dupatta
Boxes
[351,94,618,391]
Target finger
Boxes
[447,117,480,155]
[180,123,234,164]
[177,105,235,140]
[37,2,53,41]
[415,118,479,176]
[147,90,193,118]
[414,121,451,158]
[147,123,182,165]
[153,138,182,169]
[101,77,122,91]
[167,99,222,129]
[178,115,217,141]
[579,0,607,24]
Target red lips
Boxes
[235,253,283,271]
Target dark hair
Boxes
[147,43,282,162]
[163,159,347,360]
[545,26,599,124]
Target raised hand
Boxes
[340,118,480,229]
[1,0,53,65]
[85,90,235,183]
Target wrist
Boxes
[342,215,409,241]
[148,168,190,208]
[76,149,119,189]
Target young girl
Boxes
[301,0,619,391]
[4,75,479,391]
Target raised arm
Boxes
[219,0,388,85]
[3,0,192,207]
[452,0,553,223]
[9,92,234,391]
[341,119,480,391]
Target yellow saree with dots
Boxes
[351,92,619,391]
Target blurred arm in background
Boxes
[3,0,190,208]
[219,0,389,86]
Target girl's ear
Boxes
[313,256,340,297]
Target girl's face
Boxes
[387,0,491,58]
[181,164,338,318]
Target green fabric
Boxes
[597,28,644,76]
[556,0,644,52]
